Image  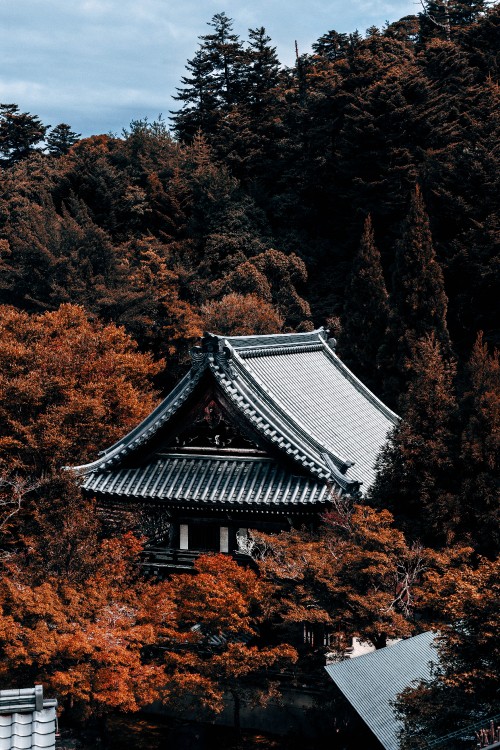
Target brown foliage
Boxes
[160,554,297,726]
[397,555,500,748]
[458,332,500,555]
[251,501,454,651]
[202,293,284,336]
[0,528,172,717]
[0,304,161,473]
[370,333,460,546]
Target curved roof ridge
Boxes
[72,329,395,494]
[238,342,324,358]
[225,346,357,478]
[218,327,329,353]
[72,365,207,473]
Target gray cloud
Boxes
[0,0,415,137]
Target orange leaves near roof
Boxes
[0,303,161,473]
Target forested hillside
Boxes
[1,4,498,374]
[0,3,499,747]
[1,2,497,538]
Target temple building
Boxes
[75,329,398,573]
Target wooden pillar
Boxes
[179,523,189,550]
[220,526,229,553]
[228,526,238,553]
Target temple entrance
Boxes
[188,523,220,552]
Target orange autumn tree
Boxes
[0,530,171,719]
[0,477,174,722]
[161,554,297,734]
[0,307,295,727]
[396,555,500,749]
[0,304,169,723]
[0,303,161,474]
[0,302,162,561]
[201,292,284,336]
[251,499,464,651]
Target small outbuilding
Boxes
[324,631,437,750]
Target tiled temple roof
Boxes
[217,330,398,489]
[74,329,398,496]
[83,454,329,508]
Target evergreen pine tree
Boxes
[419,0,486,43]
[0,104,48,164]
[172,13,244,141]
[381,185,450,404]
[339,215,390,394]
[173,49,219,140]
[392,185,450,347]
[370,334,459,546]
[46,123,81,156]
[312,30,350,60]
[207,26,283,179]
[245,27,281,110]
[450,0,487,28]
[200,12,245,108]
[457,333,500,556]
[419,0,453,42]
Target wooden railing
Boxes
[422,714,500,749]
[142,546,253,576]
[476,720,500,749]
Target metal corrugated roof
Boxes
[324,632,437,750]
[84,454,329,507]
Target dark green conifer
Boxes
[172,13,245,141]
[245,27,281,110]
[457,333,500,556]
[46,123,81,156]
[312,30,350,60]
[339,215,390,394]
[419,0,486,43]
[172,48,219,141]
[0,104,48,164]
[419,0,453,41]
[370,333,459,546]
[380,185,450,405]
[199,12,245,108]
[392,185,450,348]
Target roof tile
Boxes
[84,455,328,508]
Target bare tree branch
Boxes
[386,543,429,617]
[418,0,451,38]
[0,473,41,533]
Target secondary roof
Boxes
[325,632,437,750]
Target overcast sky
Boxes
[1,0,417,138]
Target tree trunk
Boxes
[231,689,241,742]
[371,632,388,649]
[96,715,109,748]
